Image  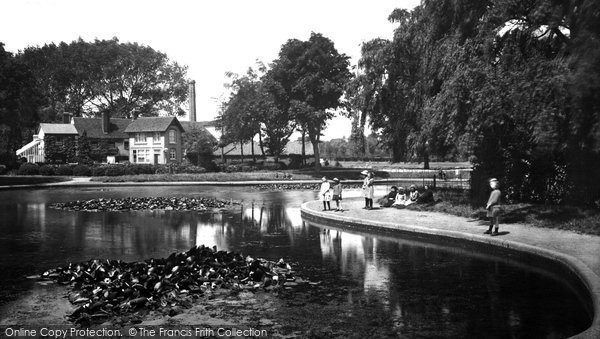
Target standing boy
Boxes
[485,178,502,236]
[332,178,343,211]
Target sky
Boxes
[0,0,420,140]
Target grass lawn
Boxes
[408,189,600,236]
[91,171,317,182]
[0,176,70,186]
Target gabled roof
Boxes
[39,123,78,135]
[180,120,216,132]
[72,117,130,139]
[124,117,182,133]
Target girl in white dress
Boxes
[319,177,332,211]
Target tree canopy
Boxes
[18,38,189,120]
[352,0,600,204]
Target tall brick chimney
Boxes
[102,112,110,134]
[189,80,196,122]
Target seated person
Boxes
[380,186,398,207]
[418,184,434,204]
[392,187,408,207]
[404,185,420,206]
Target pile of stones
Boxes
[40,245,312,324]
[49,197,238,212]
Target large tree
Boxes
[18,38,189,120]
[268,33,352,172]
[0,43,42,163]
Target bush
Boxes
[18,163,40,175]
[39,165,56,176]
[0,165,7,175]
[155,165,171,174]
[91,166,107,176]
[56,165,73,176]
[104,165,125,176]
[72,164,91,176]
[0,152,19,170]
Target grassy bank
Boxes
[0,176,69,186]
[407,189,600,236]
[91,171,317,182]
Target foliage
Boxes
[18,37,189,120]
[39,164,55,176]
[0,43,42,158]
[351,0,600,204]
[72,164,91,176]
[104,165,125,177]
[43,135,77,163]
[267,33,352,171]
[183,124,217,166]
[0,165,6,175]
[55,165,73,176]
[18,162,40,175]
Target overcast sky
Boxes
[1,0,420,140]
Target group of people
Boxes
[379,184,433,208]
[318,171,503,236]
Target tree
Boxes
[268,33,352,171]
[18,38,189,119]
[0,43,42,162]
[183,125,217,166]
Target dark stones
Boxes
[40,245,311,324]
[49,197,239,212]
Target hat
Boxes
[360,170,369,176]
[489,178,498,182]
[333,178,340,182]
[321,177,327,182]
[398,186,405,191]
[410,184,416,189]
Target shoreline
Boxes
[300,199,600,339]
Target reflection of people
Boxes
[485,178,502,236]
[380,186,398,207]
[319,177,332,211]
[361,170,374,209]
[332,178,343,211]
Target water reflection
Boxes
[0,187,592,337]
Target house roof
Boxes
[124,117,182,133]
[180,120,216,132]
[39,123,78,135]
[219,140,314,156]
[72,117,130,139]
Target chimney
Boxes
[102,111,110,134]
[62,112,72,124]
[189,80,196,122]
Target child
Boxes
[319,176,332,211]
[362,170,374,209]
[392,187,407,207]
[485,178,502,236]
[404,185,420,206]
[331,178,343,211]
[380,186,398,207]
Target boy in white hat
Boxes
[485,178,502,235]
[319,176,332,211]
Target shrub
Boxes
[177,164,205,174]
[39,165,56,176]
[91,166,107,176]
[155,165,171,174]
[72,164,91,176]
[18,163,40,175]
[0,165,7,175]
[104,165,125,176]
[56,165,73,176]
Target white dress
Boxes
[362,177,374,199]
[319,181,332,201]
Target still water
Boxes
[0,186,592,337]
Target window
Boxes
[124,140,129,150]
[135,133,146,143]
[153,132,160,143]
[169,148,176,160]
[169,130,176,144]
[133,149,150,163]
